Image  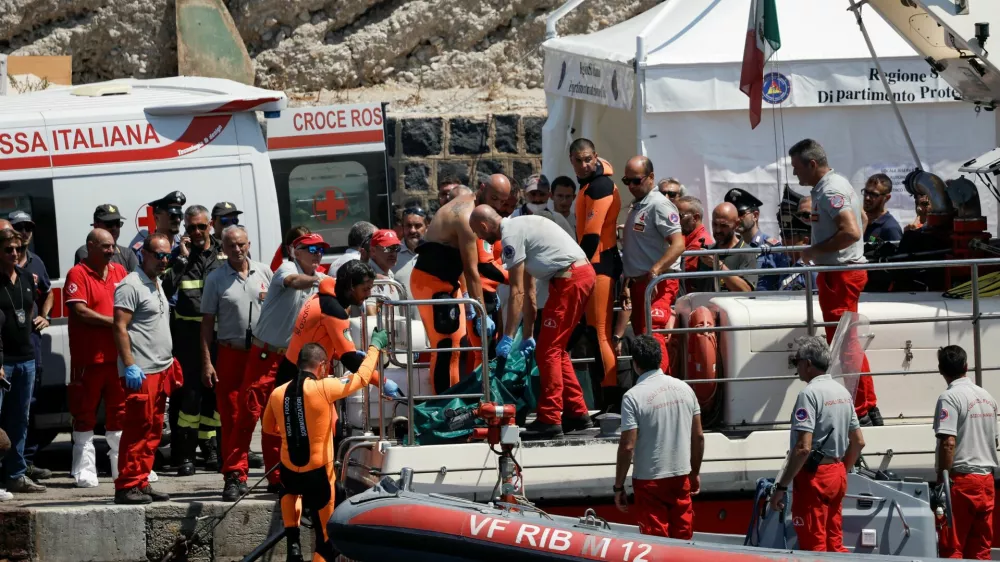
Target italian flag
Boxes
[739,0,781,129]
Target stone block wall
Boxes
[386,113,546,214]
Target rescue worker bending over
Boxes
[933,345,998,560]
[770,336,865,552]
[570,138,623,410]
[262,338,389,562]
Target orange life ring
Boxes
[686,306,719,414]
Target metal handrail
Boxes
[384,297,490,445]
[645,257,1000,387]
[357,278,408,435]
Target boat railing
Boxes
[644,255,1000,388]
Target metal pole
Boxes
[478,301,491,403]
[405,302,416,446]
[847,0,921,168]
[376,301,386,437]
[972,263,984,386]
[713,254,720,292]
[360,313,370,433]
[805,270,816,336]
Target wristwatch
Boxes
[774,483,788,491]
[613,485,625,493]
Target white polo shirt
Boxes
[790,373,860,458]
[934,377,999,474]
[620,369,700,480]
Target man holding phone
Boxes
[162,205,224,477]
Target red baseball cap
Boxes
[370,229,401,248]
[291,233,330,248]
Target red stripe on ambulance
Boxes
[267,129,384,150]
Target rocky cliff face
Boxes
[1,0,658,92]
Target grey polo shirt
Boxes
[933,377,999,474]
[620,369,700,480]
[810,170,866,265]
[394,245,418,273]
[716,239,758,290]
[623,190,681,278]
[201,259,273,342]
[790,374,860,458]
[114,269,173,376]
[500,215,586,308]
[253,260,325,348]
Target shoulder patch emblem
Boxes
[830,195,845,209]
[939,408,949,421]
[669,213,679,224]
[66,282,78,295]
[794,407,809,422]
[502,245,515,260]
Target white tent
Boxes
[541,0,999,235]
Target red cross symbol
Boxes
[314,188,348,223]
[135,205,156,231]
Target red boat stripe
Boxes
[208,97,282,114]
[267,129,385,150]
[349,504,776,561]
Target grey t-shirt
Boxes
[500,215,586,308]
[717,239,758,290]
[621,370,700,480]
[623,190,681,278]
[201,259,273,342]
[790,373,860,458]
[114,269,173,376]
[253,260,325,348]
[933,377,999,474]
[810,171,866,265]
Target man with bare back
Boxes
[411,174,511,394]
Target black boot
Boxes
[868,406,885,427]
[200,436,220,472]
[521,420,563,441]
[174,427,197,476]
[285,527,304,562]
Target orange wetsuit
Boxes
[466,239,508,372]
[262,348,381,562]
[411,242,468,394]
[576,158,623,398]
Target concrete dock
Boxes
[0,433,321,562]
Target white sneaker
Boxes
[0,488,12,501]
[148,470,159,483]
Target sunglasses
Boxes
[217,215,240,226]
[13,223,33,233]
[664,191,681,199]
[297,245,326,255]
[150,251,171,261]
[97,220,124,229]
[186,223,209,232]
[402,207,427,217]
[377,245,401,254]
[621,176,646,186]
[862,189,888,198]
[3,246,23,255]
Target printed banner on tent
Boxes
[543,52,635,111]
[856,162,926,215]
[645,57,962,113]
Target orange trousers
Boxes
[280,464,339,561]
[411,268,468,394]
[817,270,877,418]
[585,273,617,388]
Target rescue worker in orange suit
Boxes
[614,335,704,538]
[410,177,509,394]
[570,138,623,410]
[789,139,881,426]
[275,260,382,392]
[770,336,866,552]
[262,337,395,562]
[933,345,998,560]
[466,236,508,372]
[471,205,594,440]
[621,156,685,375]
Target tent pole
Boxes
[634,1,675,156]
[546,0,589,40]
[848,0,922,169]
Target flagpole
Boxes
[847,0,922,169]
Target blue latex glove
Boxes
[518,337,536,359]
[472,314,496,339]
[496,335,514,358]
[464,292,478,321]
[124,364,146,391]
[382,379,402,398]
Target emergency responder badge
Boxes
[543,318,557,329]
[67,283,78,295]
[634,212,646,232]
[939,408,949,421]
[830,195,845,209]
[503,245,515,260]
[669,212,679,224]
[794,407,809,422]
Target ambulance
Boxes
[0,76,391,445]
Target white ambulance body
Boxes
[0,77,390,440]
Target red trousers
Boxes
[216,345,249,481]
[630,277,678,374]
[632,475,694,539]
[939,473,995,559]
[115,360,179,491]
[69,363,125,432]
[817,270,877,417]
[223,344,283,484]
[536,263,594,425]
[792,462,849,552]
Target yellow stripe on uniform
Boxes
[178,412,200,429]
[199,413,222,428]
[179,279,205,290]
[198,430,217,440]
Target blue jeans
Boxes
[0,359,37,481]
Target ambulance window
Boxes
[0,179,59,278]
[285,161,370,247]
